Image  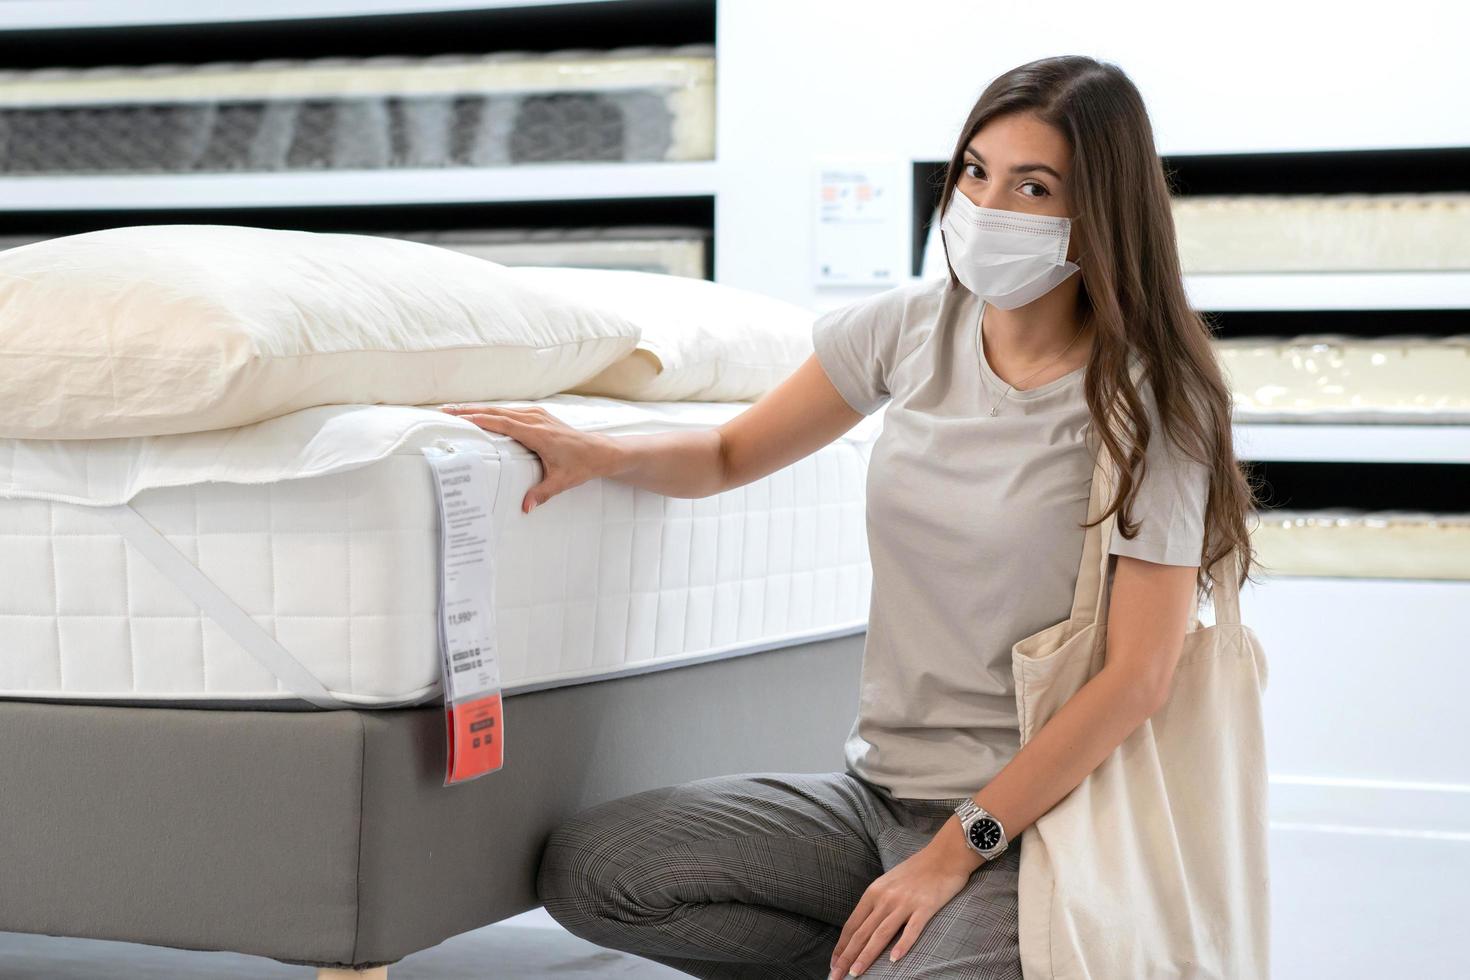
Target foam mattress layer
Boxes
[386,225,711,279]
[0,399,878,707]
[1218,333,1470,422]
[1252,510,1470,580]
[1173,193,1470,273]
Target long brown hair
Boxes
[937,55,1262,601]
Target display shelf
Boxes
[0,0,634,31]
[0,162,720,211]
[1185,272,1470,311]
[1233,422,1470,465]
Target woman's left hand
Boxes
[829,816,984,978]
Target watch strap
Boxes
[953,799,1009,858]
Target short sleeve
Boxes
[810,284,914,416]
[1108,380,1212,567]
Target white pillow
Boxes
[0,225,642,439]
[509,266,816,402]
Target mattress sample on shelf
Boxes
[1217,333,1470,422]
[1173,193,1470,273]
[1251,510,1470,580]
[0,44,714,175]
[0,396,880,707]
[386,225,711,279]
[0,227,712,279]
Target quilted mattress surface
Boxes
[0,396,880,707]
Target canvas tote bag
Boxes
[1010,447,1272,979]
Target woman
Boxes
[442,55,1259,980]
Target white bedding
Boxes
[0,395,882,706]
[0,225,644,440]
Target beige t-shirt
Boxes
[812,275,1211,800]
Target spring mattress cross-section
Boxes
[0,396,879,707]
[0,44,715,175]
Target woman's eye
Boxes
[965,163,1047,198]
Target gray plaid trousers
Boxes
[535,770,1023,979]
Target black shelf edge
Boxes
[1246,459,1470,513]
[0,0,717,68]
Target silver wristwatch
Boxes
[954,799,1009,861]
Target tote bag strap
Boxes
[1068,357,1244,628]
[1068,448,1117,625]
[1068,356,1145,625]
[1071,448,1245,628]
[1204,543,1243,626]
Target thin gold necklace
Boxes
[976,307,1088,417]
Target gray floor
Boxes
[0,908,683,978]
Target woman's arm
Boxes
[933,554,1197,858]
[605,352,868,498]
[442,352,867,511]
[830,554,1198,978]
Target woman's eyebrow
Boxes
[964,147,1063,180]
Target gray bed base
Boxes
[0,631,866,973]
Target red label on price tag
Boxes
[446,690,504,783]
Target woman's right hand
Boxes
[437,403,619,514]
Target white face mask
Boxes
[939,189,1081,310]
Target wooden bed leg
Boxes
[317,968,388,979]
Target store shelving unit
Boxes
[1162,148,1470,469]
[1159,151,1470,974]
[0,161,721,210]
[0,0,721,272]
[1184,271,1470,311]
[1233,422,1470,465]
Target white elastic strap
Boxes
[98,502,340,709]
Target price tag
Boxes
[425,445,504,785]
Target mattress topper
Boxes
[1,394,884,508]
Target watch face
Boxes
[968,816,1003,851]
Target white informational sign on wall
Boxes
[812,158,910,287]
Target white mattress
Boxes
[0,396,880,707]
[1219,333,1470,422]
